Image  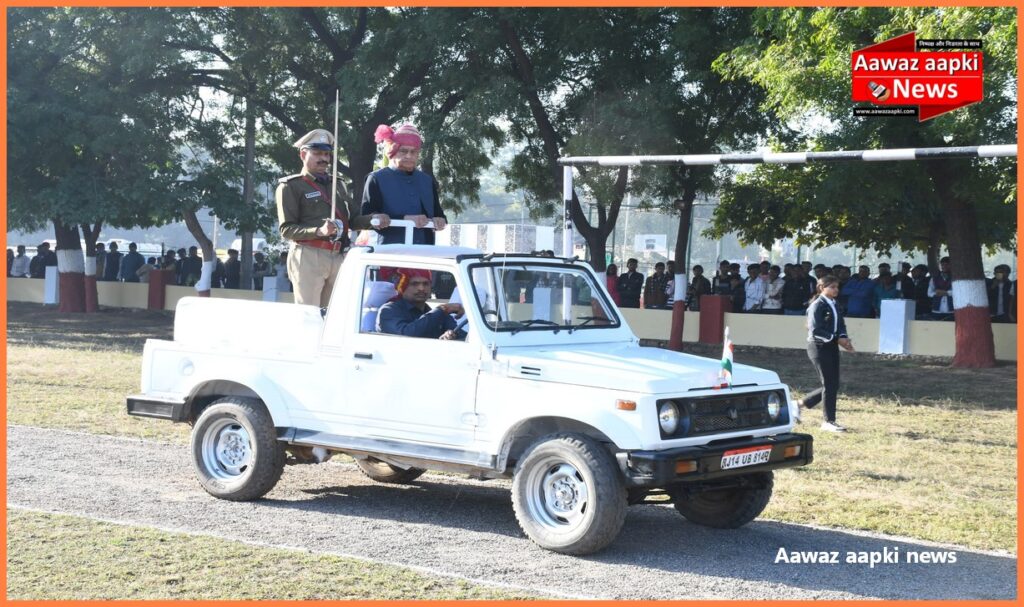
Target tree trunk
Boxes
[928,161,994,368]
[668,189,696,352]
[183,209,215,297]
[79,222,102,312]
[240,94,256,290]
[53,220,85,313]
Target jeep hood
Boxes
[500,343,781,394]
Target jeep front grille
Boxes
[658,393,780,439]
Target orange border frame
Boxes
[0,3,1019,607]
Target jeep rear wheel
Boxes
[355,457,425,484]
[511,433,626,555]
[668,471,773,529]
[190,397,285,501]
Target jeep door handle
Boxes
[354,352,373,360]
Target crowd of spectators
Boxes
[7,242,281,291]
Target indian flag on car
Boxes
[719,326,733,388]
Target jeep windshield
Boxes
[467,262,621,333]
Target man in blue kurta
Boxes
[361,123,448,245]
[377,268,465,340]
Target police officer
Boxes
[277,128,390,307]
[797,275,855,432]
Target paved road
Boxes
[6,425,1016,600]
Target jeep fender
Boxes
[183,371,292,428]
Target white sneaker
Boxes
[821,421,847,432]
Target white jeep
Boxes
[128,243,812,555]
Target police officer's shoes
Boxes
[821,421,847,432]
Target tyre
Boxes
[668,471,773,529]
[190,397,285,501]
[511,433,627,555]
[355,457,425,484]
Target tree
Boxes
[8,8,191,311]
[712,7,1017,366]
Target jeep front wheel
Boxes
[355,457,425,484]
[511,433,627,555]
[668,471,773,529]
[191,397,285,501]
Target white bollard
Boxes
[43,266,60,304]
[878,299,915,354]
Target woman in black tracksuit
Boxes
[798,275,855,432]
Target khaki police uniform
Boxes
[277,170,375,308]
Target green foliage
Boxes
[710,8,1017,253]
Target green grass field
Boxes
[5,301,1017,598]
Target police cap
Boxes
[294,129,334,151]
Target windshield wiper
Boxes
[567,316,604,333]
[510,319,560,335]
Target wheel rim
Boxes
[201,418,253,480]
[524,457,591,533]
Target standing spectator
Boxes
[179,246,203,286]
[803,261,817,294]
[712,260,732,295]
[988,264,1015,323]
[796,275,855,432]
[835,265,851,313]
[211,253,226,289]
[275,251,293,293]
[175,247,187,283]
[873,274,900,316]
[928,256,954,321]
[762,265,784,314]
[6,248,13,277]
[605,264,621,305]
[102,242,122,281]
[781,265,808,315]
[136,257,157,283]
[643,262,669,309]
[118,243,145,282]
[842,265,875,318]
[911,264,932,319]
[727,274,746,312]
[686,264,711,311]
[161,250,177,270]
[743,264,765,312]
[11,245,30,277]
[616,258,644,308]
[362,123,445,245]
[224,249,241,289]
[664,260,677,307]
[252,251,270,291]
[29,243,50,278]
[894,262,915,298]
[94,242,106,281]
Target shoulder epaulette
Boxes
[278,173,303,184]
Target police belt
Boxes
[295,238,348,254]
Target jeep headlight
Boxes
[767,392,782,421]
[658,401,680,434]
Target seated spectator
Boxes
[842,265,875,318]
[929,257,954,321]
[988,264,1015,323]
[377,268,465,339]
[873,274,900,316]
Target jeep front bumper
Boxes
[617,432,813,487]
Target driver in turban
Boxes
[377,268,465,339]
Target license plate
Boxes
[721,446,772,470]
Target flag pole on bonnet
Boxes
[718,326,734,389]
